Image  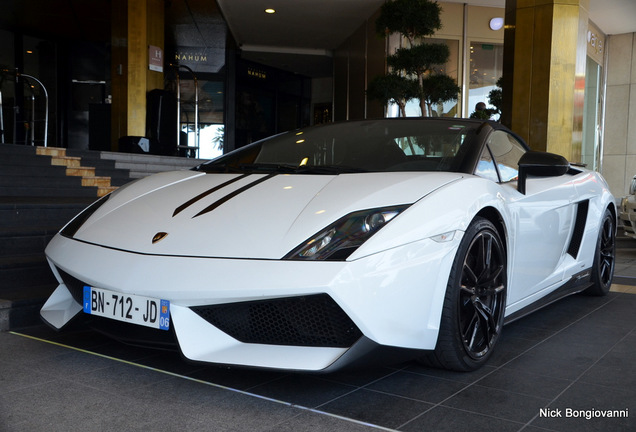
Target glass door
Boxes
[582,56,602,171]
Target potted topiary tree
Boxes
[368,0,460,117]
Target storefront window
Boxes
[179,78,225,159]
[468,42,503,119]
[582,56,602,171]
[387,38,460,118]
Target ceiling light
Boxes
[265,8,276,14]
[489,17,504,31]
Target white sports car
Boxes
[40,118,616,372]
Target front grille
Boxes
[191,294,362,348]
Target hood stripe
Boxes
[193,173,278,218]
[173,173,251,217]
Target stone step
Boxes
[0,174,84,188]
[0,201,90,228]
[97,186,118,197]
[0,186,99,198]
[0,285,55,330]
[36,147,66,157]
[0,226,59,257]
[0,254,57,291]
[51,155,82,168]
[66,166,97,177]
[81,176,111,188]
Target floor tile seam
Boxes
[496,294,634,381]
[242,373,291,393]
[8,331,400,432]
[519,325,636,430]
[515,422,560,432]
[575,376,636,396]
[394,401,530,431]
[453,381,560,403]
[391,347,556,428]
[8,334,184,397]
[380,366,481,386]
[61,367,179,398]
[308,369,414,421]
[305,367,409,411]
[0,374,62,397]
[314,366,405,391]
[574,326,636,390]
[340,385,439,407]
[394,292,630,429]
[502,291,627,361]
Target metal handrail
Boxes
[19,72,49,147]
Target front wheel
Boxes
[585,208,616,296]
[420,217,507,371]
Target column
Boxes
[502,0,589,161]
[111,0,165,150]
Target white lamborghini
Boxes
[40,118,616,372]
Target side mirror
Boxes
[517,151,570,194]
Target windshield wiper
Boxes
[294,165,369,174]
[238,163,299,173]
[193,163,246,173]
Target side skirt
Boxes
[504,268,593,325]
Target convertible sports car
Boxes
[40,118,616,372]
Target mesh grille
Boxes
[191,294,362,348]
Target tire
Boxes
[420,217,507,371]
[585,208,616,296]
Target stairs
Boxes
[37,147,118,197]
[0,144,132,330]
[0,143,205,330]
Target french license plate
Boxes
[83,286,170,331]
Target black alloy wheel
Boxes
[587,208,616,296]
[458,227,506,360]
[421,217,507,371]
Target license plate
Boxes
[83,286,170,331]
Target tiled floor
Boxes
[1,247,635,431]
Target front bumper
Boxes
[41,232,460,371]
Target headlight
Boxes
[630,177,636,195]
[60,193,111,238]
[283,205,410,261]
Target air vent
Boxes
[567,200,589,258]
[191,294,362,348]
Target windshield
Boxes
[195,118,480,174]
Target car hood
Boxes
[70,170,462,259]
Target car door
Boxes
[476,131,578,306]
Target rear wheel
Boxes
[421,217,507,371]
[586,208,615,296]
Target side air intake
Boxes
[567,200,589,258]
